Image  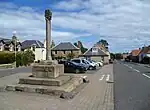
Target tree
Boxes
[51,40,55,48]
[97,39,109,47]
[74,43,78,47]
[23,49,35,66]
[67,53,75,59]
[115,53,123,60]
[110,53,115,60]
[74,41,88,54]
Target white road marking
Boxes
[106,75,110,81]
[99,75,105,81]
[124,64,140,73]
[143,73,150,79]
[129,66,132,69]
[124,64,128,66]
[133,69,140,73]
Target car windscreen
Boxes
[72,60,80,63]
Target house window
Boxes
[63,50,66,54]
[71,50,73,53]
[55,51,57,54]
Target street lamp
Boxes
[12,31,17,68]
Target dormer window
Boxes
[92,47,98,53]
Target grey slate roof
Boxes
[21,40,44,49]
[0,38,21,46]
[51,42,79,51]
[83,47,108,56]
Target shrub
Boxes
[0,52,15,64]
[67,53,75,59]
[0,50,35,67]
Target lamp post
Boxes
[12,31,17,68]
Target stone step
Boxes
[5,77,83,96]
[19,75,72,86]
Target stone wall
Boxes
[52,50,81,58]
[91,56,103,62]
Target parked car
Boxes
[58,60,86,73]
[71,58,89,70]
[83,59,97,70]
[109,59,113,64]
[94,61,103,67]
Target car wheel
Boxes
[75,69,80,73]
[89,66,93,70]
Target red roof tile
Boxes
[131,49,141,56]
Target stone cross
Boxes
[45,9,52,61]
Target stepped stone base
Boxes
[19,75,72,86]
[6,77,83,96]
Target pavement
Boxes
[0,65,114,110]
[114,61,150,110]
[0,67,31,78]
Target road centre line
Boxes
[143,73,150,79]
[99,75,105,81]
[133,69,140,73]
[129,66,132,69]
[124,64,140,73]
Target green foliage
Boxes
[74,43,78,47]
[0,52,15,64]
[110,53,115,59]
[98,39,109,47]
[115,53,123,60]
[54,56,66,60]
[23,49,35,66]
[51,40,55,48]
[0,50,35,67]
[74,41,88,54]
[81,47,88,54]
[67,53,75,59]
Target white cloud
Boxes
[0,0,150,52]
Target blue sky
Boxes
[0,0,150,52]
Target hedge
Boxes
[0,49,35,67]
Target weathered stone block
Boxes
[32,64,64,78]
[6,85,15,91]
[60,92,75,99]
[24,86,36,93]
[19,75,71,86]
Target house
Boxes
[138,46,150,63]
[51,42,81,59]
[94,42,111,60]
[0,38,21,52]
[122,53,129,59]
[21,40,46,61]
[130,49,141,62]
[80,45,109,64]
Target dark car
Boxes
[58,60,86,73]
[109,59,113,64]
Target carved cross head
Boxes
[45,9,52,20]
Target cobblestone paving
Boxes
[0,65,114,110]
